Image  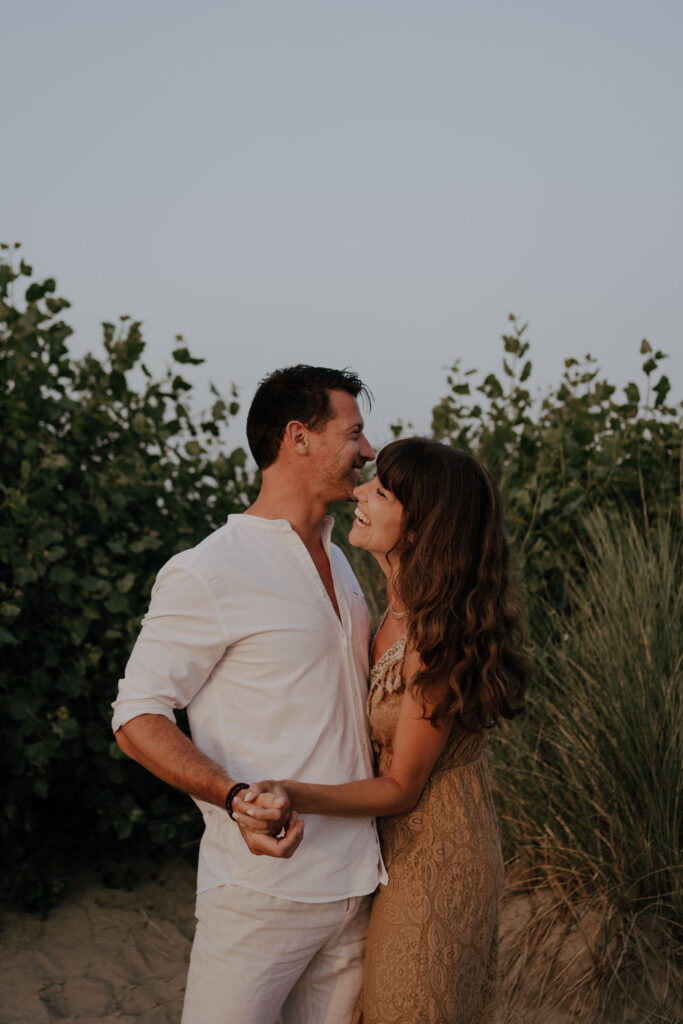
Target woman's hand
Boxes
[230,655,455,822]
[232,780,292,835]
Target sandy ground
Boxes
[0,857,660,1024]
[0,860,195,1024]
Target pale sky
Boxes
[4,0,682,450]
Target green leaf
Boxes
[0,625,19,645]
[538,492,555,514]
[51,716,79,741]
[50,565,77,583]
[172,346,204,365]
[34,778,49,799]
[130,534,163,554]
[480,374,503,399]
[653,375,671,407]
[116,572,136,594]
[42,453,69,470]
[106,592,130,613]
[14,565,38,586]
[68,619,90,645]
[44,546,68,562]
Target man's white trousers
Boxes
[181,883,372,1024]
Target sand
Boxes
[0,859,620,1024]
[0,860,195,1024]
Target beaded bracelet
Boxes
[225,781,250,819]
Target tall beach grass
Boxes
[490,510,682,1021]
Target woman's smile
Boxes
[349,477,404,564]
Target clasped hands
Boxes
[232,780,302,859]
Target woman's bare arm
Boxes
[233,652,453,823]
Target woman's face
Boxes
[349,475,404,560]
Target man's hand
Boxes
[232,780,292,835]
[116,717,304,859]
[233,781,302,858]
[235,808,304,859]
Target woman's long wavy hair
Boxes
[377,438,530,731]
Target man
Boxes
[112,365,386,1024]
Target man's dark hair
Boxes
[246,364,371,469]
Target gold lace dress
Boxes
[352,636,504,1024]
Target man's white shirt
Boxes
[112,513,387,901]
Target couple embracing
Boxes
[112,364,529,1024]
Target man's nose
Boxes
[359,434,375,461]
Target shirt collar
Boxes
[227,512,336,544]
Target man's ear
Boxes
[283,420,310,455]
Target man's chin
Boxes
[331,483,357,503]
[325,471,361,504]
[329,492,355,506]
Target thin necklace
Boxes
[388,602,408,620]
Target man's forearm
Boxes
[116,713,305,858]
[115,713,233,809]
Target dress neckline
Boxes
[371,633,407,678]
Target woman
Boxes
[234,438,530,1023]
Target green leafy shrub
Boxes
[430,315,682,616]
[0,248,255,909]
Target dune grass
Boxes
[490,510,682,1021]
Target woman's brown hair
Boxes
[376,438,530,730]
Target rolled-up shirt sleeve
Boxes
[111,562,227,734]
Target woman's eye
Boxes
[376,487,386,498]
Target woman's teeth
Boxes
[354,508,370,526]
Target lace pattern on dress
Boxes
[352,628,503,1024]
[368,634,406,709]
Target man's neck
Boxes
[246,479,330,552]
